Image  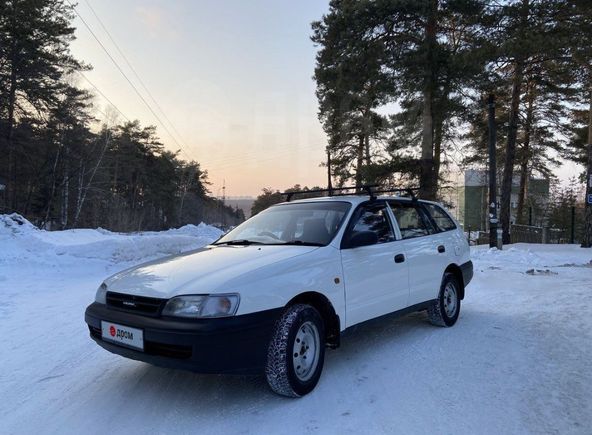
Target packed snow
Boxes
[1,214,591,434]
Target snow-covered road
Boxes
[1,215,591,434]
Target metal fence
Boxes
[469,224,571,245]
[510,224,543,243]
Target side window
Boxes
[389,202,430,239]
[424,203,457,232]
[348,204,394,245]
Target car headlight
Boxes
[162,294,240,318]
[95,283,108,304]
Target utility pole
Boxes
[221,179,226,229]
[326,148,333,195]
[488,94,499,249]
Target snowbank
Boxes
[471,243,592,271]
[0,214,224,264]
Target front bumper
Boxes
[85,302,283,374]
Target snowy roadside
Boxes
[0,213,223,265]
[1,215,591,435]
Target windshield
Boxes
[214,201,351,246]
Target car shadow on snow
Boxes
[90,306,503,418]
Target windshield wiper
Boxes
[214,239,324,247]
[213,239,264,246]
[278,240,325,247]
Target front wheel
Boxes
[428,273,461,327]
[265,304,325,397]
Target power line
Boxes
[78,60,323,173]
[70,1,324,177]
[67,0,195,161]
[81,0,189,149]
[203,144,322,171]
[77,70,130,122]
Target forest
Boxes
[311,0,592,245]
[0,0,244,231]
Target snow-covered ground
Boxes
[1,215,591,434]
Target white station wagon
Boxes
[85,188,473,397]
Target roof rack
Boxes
[281,185,420,202]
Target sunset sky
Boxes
[70,0,330,198]
[70,0,579,198]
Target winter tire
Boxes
[428,273,461,327]
[265,304,325,397]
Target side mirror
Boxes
[348,231,378,248]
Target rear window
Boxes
[424,203,457,232]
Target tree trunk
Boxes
[74,159,84,226]
[516,161,529,224]
[178,166,193,221]
[582,83,592,248]
[500,0,528,245]
[42,140,61,228]
[178,186,186,221]
[355,134,364,187]
[364,133,370,167]
[433,113,443,188]
[61,147,69,229]
[419,0,438,200]
[500,58,525,244]
[73,132,110,226]
[517,81,535,224]
[23,181,33,215]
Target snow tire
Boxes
[428,272,461,327]
[265,304,325,397]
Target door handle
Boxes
[394,254,405,263]
[437,245,445,253]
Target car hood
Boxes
[104,244,319,299]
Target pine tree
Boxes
[40,82,95,229]
[0,0,84,210]
[312,0,392,188]
[562,0,592,247]
[313,0,486,198]
[489,0,572,243]
[513,64,572,224]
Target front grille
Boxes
[145,342,192,359]
[106,291,166,315]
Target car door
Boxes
[340,201,409,327]
[388,201,444,306]
[422,202,460,271]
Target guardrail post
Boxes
[542,226,550,244]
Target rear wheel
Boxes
[428,273,461,327]
[265,304,325,397]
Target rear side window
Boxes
[348,204,395,244]
[389,202,431,239]
[424,203,457,232]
